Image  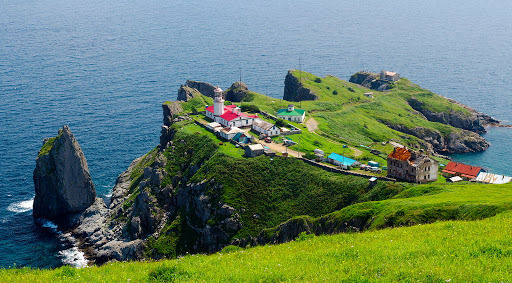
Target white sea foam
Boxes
[58,247,88,268]
[7,198,34,213]
[40,219,59,233]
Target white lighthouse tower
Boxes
[213,87,224,117]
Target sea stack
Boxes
[33,125,96,220]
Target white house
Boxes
[276,105,306,123]
[252,118,280,137]
[219,127,245,140]
[205,87,258,127]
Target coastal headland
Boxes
[18,70,512,281]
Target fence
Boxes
[298,157,396,182]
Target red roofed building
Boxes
[442,161,482,180]
[387,147,438,183]
[205,87,258,128]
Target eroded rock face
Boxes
[177,86,202,102]
[184,80,216,98]
[283,70,318,101]
[225,81,250,102]
[408,97,499,133]
[33,125,96,220]
[349,72,392,91]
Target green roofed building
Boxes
[277,104,306,123]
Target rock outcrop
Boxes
[183,80,216,98]
[225,81,251,102]
[408,97,500,133]
[349,72,392,91]
[177,86,202,102]
[33,125,96,220]
[283,70,318,101]
[382,123,490,153]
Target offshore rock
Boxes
[283,70,318,101]
[33,125,96,220]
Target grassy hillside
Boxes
[4,182,512,282]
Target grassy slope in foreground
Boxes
[4,183,512,281]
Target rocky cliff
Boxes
[349,71,392,91]
[33,125,96,220]
[283,70,318,101]
[408,97,499,133]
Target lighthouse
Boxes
[213,87,224,117]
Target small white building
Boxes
[252,118,280,137]
[277,105,306,123]
[245,144,265,157]
[364,92,374,98]
[219,127,245,140]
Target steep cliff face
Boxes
[33,125,96,220]
[224,81,251,102]
[408,97,499,133]
[283,70,318,101]
[382,123,490,153]
[177,86,202,102]
[184,80,216,98]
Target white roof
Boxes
[253,118,275,131]
[475,172,512,184]
[207,122,222,128]
[248,144,264,151]
[449,176,463,182]
[220,127,245,135]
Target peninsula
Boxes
[26,70,512,275]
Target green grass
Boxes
[6,183,512,281]
[37,137,56,157]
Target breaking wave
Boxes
[58,247,88,268]
[7,198,34,213]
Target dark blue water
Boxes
[1,0,512,268]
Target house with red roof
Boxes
[205,87,258,128]
[387,147,438,183]
[442,161,482,180]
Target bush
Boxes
[303,153,317,160]
[348,87,355,92]
[148,265,188,282]
[275,118,287,128]
[314,77,322,83]
[332,90,338,95]
[296,231,315,242]
[241,104,260,113]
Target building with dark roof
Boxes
[387,147,438,183]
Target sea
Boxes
[1,0,511,268]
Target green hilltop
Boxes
[10,71,508,281]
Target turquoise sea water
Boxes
[1,0,511,268]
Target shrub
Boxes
[275,118,287,128]
[241,104,260,113]
[314,77,322,83]
[332,90,338,95]
[348,87,355,92]
[148,265,188,282]
[296,231,315,242]
[221,245,244,253]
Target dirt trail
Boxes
[305,118,363,157]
